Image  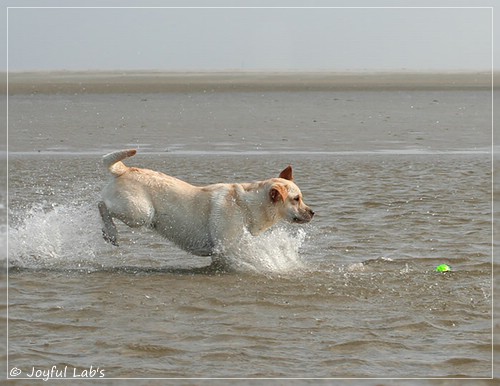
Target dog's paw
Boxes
[102,229,119,246]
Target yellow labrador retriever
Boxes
[98,149,314,262]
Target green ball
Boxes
[435,264,451,272]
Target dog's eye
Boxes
[293,196,300,202]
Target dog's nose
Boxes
[309,208,315,217]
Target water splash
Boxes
[0,224,7,264]
[222,227,308,274]
[8,202,310,274]
[9,203,104,270]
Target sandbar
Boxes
[3,71,494,94]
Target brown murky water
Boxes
[1,74,496,383]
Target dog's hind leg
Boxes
[98,201,119,246]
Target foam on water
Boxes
[8,202,310,274]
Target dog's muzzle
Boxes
[293,208,315,223]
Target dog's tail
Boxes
[103,149,137,176]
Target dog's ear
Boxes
[270,184,288,203]
[279,165,293,181]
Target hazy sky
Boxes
[2,2,496,72]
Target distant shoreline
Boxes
[3,71,494,94]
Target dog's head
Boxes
[269,166,314,224]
